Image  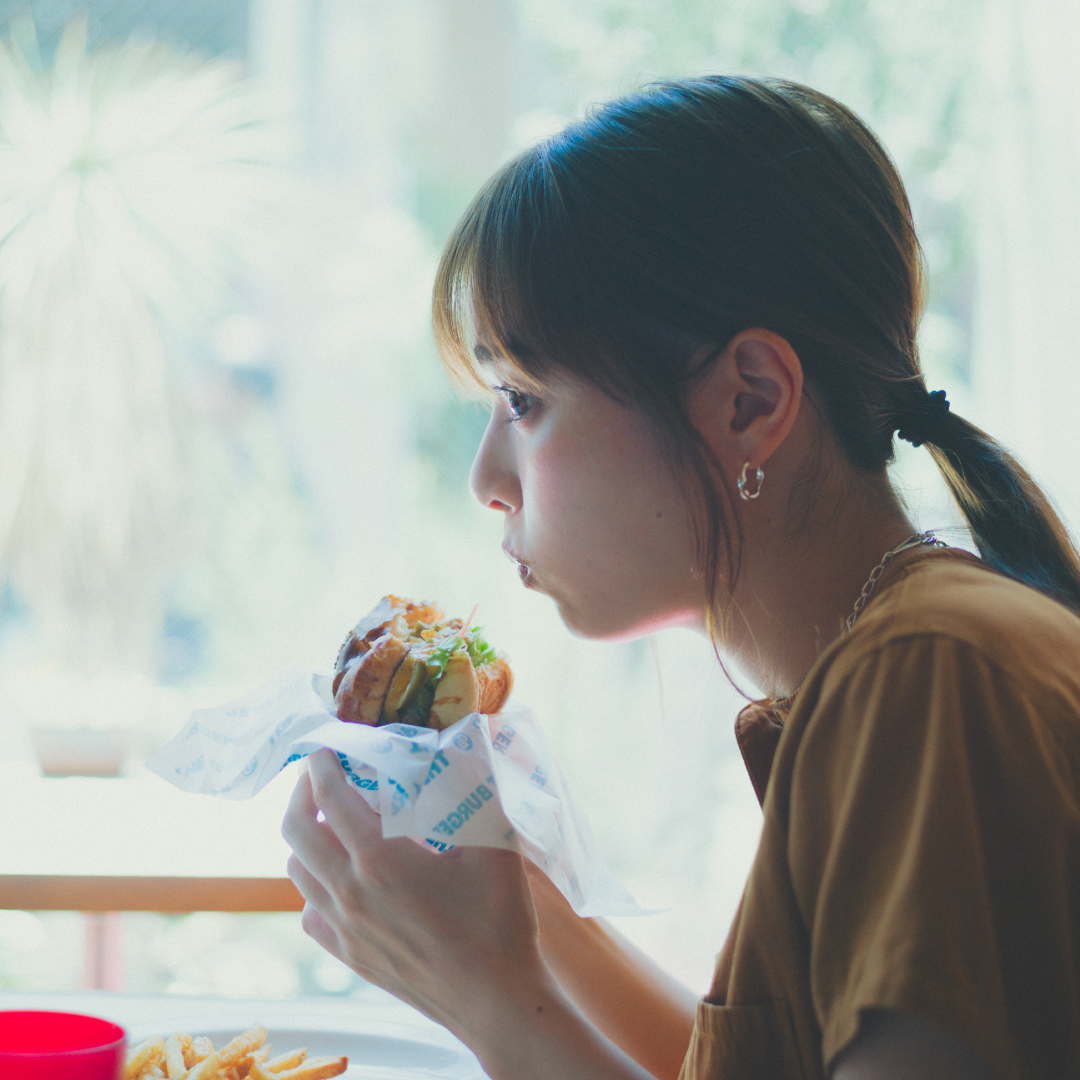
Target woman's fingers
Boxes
[282,767,351,881]
[300,901,342,957]
[304,749,441,882]
[306,748,384,847]
[281,764,319,835]
[286,851,337,914]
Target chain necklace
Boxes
[845,530,947,632]
[770,530,947,718]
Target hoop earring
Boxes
[738,461,764,501]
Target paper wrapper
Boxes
[145,666,646,917]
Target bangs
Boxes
[431,136,635,402]
[432,146,561,398]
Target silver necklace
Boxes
[845,530,946,632]
[771,530,946,717]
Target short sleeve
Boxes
[788,634,1080,1079]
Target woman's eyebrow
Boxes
[474,344,495,364]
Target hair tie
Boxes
[896,389,950,448]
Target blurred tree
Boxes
[0,15,298,673]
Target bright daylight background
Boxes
[2,0,1079,1000]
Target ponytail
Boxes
[922,411,1080,613]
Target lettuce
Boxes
[404,625,498,726]
[467,633,496,666]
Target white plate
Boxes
[127,1021,488,1079]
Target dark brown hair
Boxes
[433,75,1080,621]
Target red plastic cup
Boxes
[0,1010,126,1080]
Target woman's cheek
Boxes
[522,450,578,549]
[528,437,611,539]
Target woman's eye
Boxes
[495,386,537,421]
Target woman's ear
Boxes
[688,328,803,470]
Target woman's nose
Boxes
[469,410,521,513]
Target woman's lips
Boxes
[503,545,535,587]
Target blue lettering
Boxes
[423,749,450,786]
[386,776,409,815]
[185,722,232,746]
[433,784,495,836]
[178,755,205,779]
[333,752,379,791]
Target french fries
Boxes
[163,1034,187,1078]
[125,1025,348,1080]
[185,1025,268,1080]
[250,1058,353,1080]
[126,1036,165,1079]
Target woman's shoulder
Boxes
[778,549,1080,808]
[779,548,1080,771]
[833,547,1080,701]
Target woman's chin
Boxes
[553,595,691,642]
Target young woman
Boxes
[281,77,1080,1080]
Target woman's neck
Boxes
[722,472,919,699]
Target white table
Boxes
[0,989,489,1078]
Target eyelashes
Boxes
[493,385,538,422]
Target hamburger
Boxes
[332,595,513,730]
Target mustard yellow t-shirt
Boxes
[681,550,1080,1080]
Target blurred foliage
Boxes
[0,13,299,675]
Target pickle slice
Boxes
[380,654,428,724]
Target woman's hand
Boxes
[281,749,658,1080]
[281,749,543,1032]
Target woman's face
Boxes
[469,360,708,640]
